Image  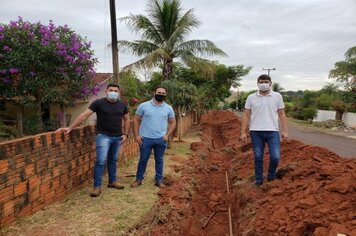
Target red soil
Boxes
[150,110,356,236]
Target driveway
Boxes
[288,122,356,158]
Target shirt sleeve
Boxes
[88,99,99,112]
[276,93,285,109]
[123,104,129,115]
[135,103,144,117]
[168,106,175,119]
[245,95,252,109]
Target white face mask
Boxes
[258,83,270,92]
[107,91,120,101]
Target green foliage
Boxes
[119,0,226,80]
[0,122,17,140]
[313,119,344,128]
[161,80,197,112]
[23,114,42,135]
[0,17,98,105]
[329,46,356,92]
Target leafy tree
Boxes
[329,46,356,92]
[0,17,98,133]
[119,0,226,80]
[161,80,197,140]
[272,82,284,92]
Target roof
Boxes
[92,73,112,85]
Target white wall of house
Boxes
[50,81,109,126]
[313,109,356,128]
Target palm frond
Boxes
[166,9,200,49]
[179,53,216,78]
[122,48,170,71]
[120,14,163,45]
[118,40,159,56]
[175,40,227,57]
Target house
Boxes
[50,73,113,126]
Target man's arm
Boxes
[133,114,143,144]
[57,108,94,134]
[164,117,177,141]
[240,109,251,143]
[120,113,130,143]
[278,109,289,141]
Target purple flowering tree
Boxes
[0,17,99,135]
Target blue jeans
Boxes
[136,137,167,184]
[250,131,280,185]
[94,134,122,188]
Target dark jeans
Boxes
[136,137,167,184]
[250,131,280,185]
[94,134,122,188]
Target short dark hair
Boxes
[257,74,271,82]
[107,84,120,89]
[154,85,167,93]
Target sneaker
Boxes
[154,182,166,188]
[90,187,101,197]
[130,180,142,188]
[107,182,125,189]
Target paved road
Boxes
[288,123,356,158]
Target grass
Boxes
[0,129,199,236]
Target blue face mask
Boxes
[107,91,119,101]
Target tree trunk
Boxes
[16,105,23,138]
[162,58,173,80]
[335,110,343,121]
[59,104,66,127]
[37,99,43,132]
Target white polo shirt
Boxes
[245,91,285,131]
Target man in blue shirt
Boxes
[131,85,176,188]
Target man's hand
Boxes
[121,134,128,144]
[56,127,72,134]
[281,132,290,142]
[240,133,248,143]
[163,134,169,141]
[135,135,143,145]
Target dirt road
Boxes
[288,122,356,158]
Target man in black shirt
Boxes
[58,84,130,197]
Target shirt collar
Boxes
[150,99,165,107]
[256,90,272,96]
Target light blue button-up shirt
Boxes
[136,100,175,138]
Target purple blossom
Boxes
[9,21,18,28]
[3,45,11,52]
[0,26,4,33]
[9,68,19,74]
[1,78,11,83]
[0,69,7,74]
[0,35,4,40]
[65,55,74,62]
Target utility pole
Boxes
[262,67,276,76]
[110,0,119,84]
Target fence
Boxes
[0,114,194,227]
[313,110,356,127]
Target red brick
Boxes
[52,167,61,178]
[29,187,41,202]
[18,204,32,218]
[52,177,60,190]
[14,181,27,197]
[0,213,15,226]
[40,182,51,194]
[3,199,15,216]
[44,191,55,204]
[0,160,9,174]
[0,186,14,202]
[41,172,52,183]
[29,176,41,190]
[32,199,45,213]
[24,164,35,177]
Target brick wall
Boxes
[0,115,194,227]
[0,125,138,227]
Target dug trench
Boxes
[134,110,356,236]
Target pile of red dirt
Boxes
[150,110,355,236]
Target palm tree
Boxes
[119,0,227,80]
[321,82,339,94]
[272,82,284,92]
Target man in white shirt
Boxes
[240,74,289,186]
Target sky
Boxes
[1,0,355,91]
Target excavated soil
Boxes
[150,110,356,236]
